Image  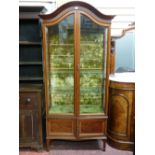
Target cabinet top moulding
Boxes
[19,6,45,20]
[39,1,115,21]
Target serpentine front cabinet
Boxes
[40,1,114,150]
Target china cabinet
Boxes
[39,1,114,150]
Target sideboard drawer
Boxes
[19,92,38,109]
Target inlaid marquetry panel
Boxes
[79,119,105,137]
[47,119,75,136]
[108,94,129,137]
[107,80,135,151]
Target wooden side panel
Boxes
[79,119,105,137]
[47,119,75,137]
[19,110,39,143]
[107,81,135,151]
[108,94,129,137]
[110,40,115,74]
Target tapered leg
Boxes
[133,145,135,155]
[102,140,106,151]
[46,139,50,151]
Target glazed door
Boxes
[79,14,108,114]
[45,15,75,115]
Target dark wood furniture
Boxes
[39,1,114,151]
[107,80,135,151]
[19,6,44,84]
[110,39,115,74]
[19,84,43,150]
[19,6,45,150]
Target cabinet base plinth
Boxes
[107,136,134,151]
[46,138,106,151]
[19,143,43,151]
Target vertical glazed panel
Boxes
[46,15,74,114]
[79,14,108,114]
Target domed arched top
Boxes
[39,1,115,21]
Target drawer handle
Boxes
[26,98,31,103]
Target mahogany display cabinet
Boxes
[39,1,114,150]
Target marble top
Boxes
[109,72,135,83]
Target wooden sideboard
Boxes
[19,84,44,150]
[107,80,135,151]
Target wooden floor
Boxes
[19,140,133,155]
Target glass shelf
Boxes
[80,87,103,93]
[80,43,103,46]
[80,68,103,70]
[49,44,74,46]
[50,68,73,71]
[49,40,102,45]
[50,87,74,92]
[51,55,74,57]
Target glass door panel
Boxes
[80,14,108,114]
[46,15,74,114]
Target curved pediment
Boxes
[39,1,115,21]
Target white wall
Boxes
[19,0,135,37]
[55,0,135,36]
[19,0,56,13]
[115,31,135,72]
